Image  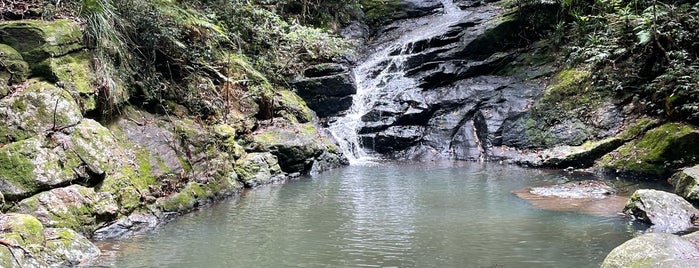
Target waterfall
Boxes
[328,0,465,165]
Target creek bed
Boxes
[96,161,654,267]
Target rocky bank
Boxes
[0,17,345,266]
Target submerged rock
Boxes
[514,180,626,217]
[601,232,699,268]
[624,189,699,233]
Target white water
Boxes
[327,0,466,165]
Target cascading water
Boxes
[327,0,466,165]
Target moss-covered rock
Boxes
[276,89,314,123]
[35,52,97,112]
[0,213,100,267]
[669,165,699,204]
[601,233,699,268]
[235,152,284,188]
[0,81,83,144]
[10,185,118,236]
[0,19,83,64]
[253,123,330,173]
[43,227,100,266]
[597,123,699,178]
[0,44,29,97]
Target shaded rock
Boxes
[0,19,83,64]
[0,44,29,97]
[0,81,83,144]
[11,185,118,236]
[275,89,313,123]
[516,137,624,168]
[93,213,159,240]
[310,150,349,175]
[598,123,699,179]
[670,165,699,203]
[253,123,337,173]
[0,213,100,267]
[601,232,699,268]
[235,152,284,188]
[340,21,370,39]
[292,63,356,117]
[624,189,699,233]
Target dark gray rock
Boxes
[93,213,160,240]
[624,189,699,233]
[292,64,356,117]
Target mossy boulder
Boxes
[624,189,699,233]
[0,81,83,144]
[0,19,83,64]
[35,52,97,112]
[0,213,100,267]
[601,232,699,268]
[43,227,100,266]
[597,123,699,178]
[235,152,284,188]
[275,90,314,123]
[253,123,332,173]
[10,185,118,236]
[0,44,29,97]
[669,165,699,204]
[0,118,128,201]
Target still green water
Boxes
[97,161,640,267]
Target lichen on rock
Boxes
[0,19,83,64]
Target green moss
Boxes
[277,90,313,123]
[598,123,699,178]
[157,190,196,212]
[0,141,38,197]
[361,0,405,26]
[36,52,96,112]
[0,19,83,63]
[619,117,659,141]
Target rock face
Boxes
[624,189,699,233]
[235,152,285,188]
[601,232,699,268]
[0,19,83,64]
[0,213,100,267]
[292,63,356,117]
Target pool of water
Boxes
[96,161,643,267]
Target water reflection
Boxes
[97,162,641,268]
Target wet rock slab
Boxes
[514,180,627,217]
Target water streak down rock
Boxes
[326,1,568,162]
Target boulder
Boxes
[601,232,699,268]
[35,52,101,113]
[0,19,83,64]
[670,165,699,203]
[292,63,356,117]
[0,213,100,267]
[10,185,118,235]
[517,137,624,168]
[0,81,83,144]
[253,123,339,173]
[598,123,699,178]
[624,189,699,233]
[235,152,284,188]
[0,44,29,97]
